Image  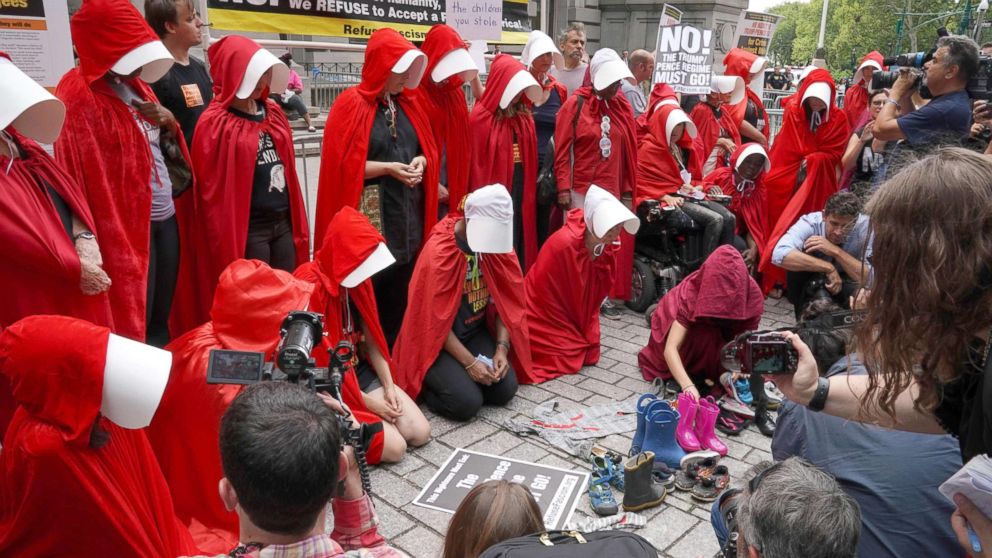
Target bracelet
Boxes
[464,356,480,371]
[496,340,511,351]
[884,98,901,110]
[807,377,830,412]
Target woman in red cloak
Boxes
[703,143,771,273]
[55,0,192,345]
[843,52,884,129]
[172,35,309,335]
[759,69,850,293]
[524,186,639,382]
[295,207,430,462]
[635,82,680,145]
[637,246,764,399]
[420,25,478,214]
[469,54,543,272]
[637,104,736,258]
[554,48,638,311]
[689,75,744,176]
[315,28,440,345]
[722,48,771,146]
[0,315,197,557]
[146,259,317,553]
[392,185,531,421]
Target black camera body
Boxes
[722,332,799,375]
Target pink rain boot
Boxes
[675,392,702,452]
[694,397,728,457]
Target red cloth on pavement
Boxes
[635,104,700,207]
[523,209,616,382]
[723,48,769,139]
[843,52,885,128]
[759,69,849,291]
[172,35,310,336]
[689,101,742,174]
[468,54,539,272]
[0,315,197,557]
[702,145,769,252]
[54,0,192,341]
[314,29,440,251]
[146,260,314,554]
[392,215,532,399]
[638,246,763,382]
[420,25,472,209]
[635,83,679,144]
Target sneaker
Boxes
[764,381,784,404]
[719,372,746,404]
[590,449,626,492]
[718,395,755,418]
[691,464,730,502]
[652,461,677,488]
[588,469,620,516]
[307,125,317,132]
[600,299,623,320]
[734,378,753,404]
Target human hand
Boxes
[131,100,175,128]
[803,235,837,258]
[717,138,737,153]
[493,345,509,380]
[975,100,992,124]
[952,493,992,558]
[389,162,423,187]
[849,288,869,310]
[409,155,427,174]
[774,331,820,405]
[756,133,768,148]
[824,268,842,295]
[681,384,700,400]
[742,247,756,273]
[438,183,449,202]
[707,185,724,196]
[891,68,917,100]
[316,391,346,415]
[75,237,111,295]
[366,395,402,424]
[382,383,404,417]
[861,121,875,141]
[337,445,364,500]
[465,360,494,386]
[556,190,572,210]
[662,194,684,207]
[973,123,989,139]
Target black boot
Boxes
[754,407,776,437]
[622,451,666,511]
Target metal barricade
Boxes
[766,109,784,145]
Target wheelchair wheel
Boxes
[626,258,657,313]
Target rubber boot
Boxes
[695,397,728,457]
[641,403,687,469]
[622,451,667,511]
[675,393,702,452]
[630,393,658,456]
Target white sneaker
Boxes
[718,395,755,418]
[764,381,784,404]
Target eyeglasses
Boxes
[747,461,784,494]
[870,100,887,107]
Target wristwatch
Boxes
[73,231,96,242]
[807,377,830,412]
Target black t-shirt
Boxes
[934,341,992,461]
[452,234,490,341]
[151,56,213,148]
[744,97,766,132]
[364,100,424,265]
[229,106,290,215]
[767,73,789,90]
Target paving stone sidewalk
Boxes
[368,297,797,558]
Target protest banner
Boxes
[207,0,531,44]
[652,18,714,95]
[731,10,781,57]
[659,3,682,26]
[412,448,588,530]
[447,0,501,41]
[0,0,73,90]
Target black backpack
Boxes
[479,530,657,558]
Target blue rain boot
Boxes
[629,393,658,456]
[641,406,687,470]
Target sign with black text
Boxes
[412,448,587,530]
[731,10,781,57]
[0,0,73,89]
[652,22,714,95]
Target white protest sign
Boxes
[729,11,780,97]
[446,0,502,41]
[659,3,682,26]
[653,23,714,95]
[0,0,73,89]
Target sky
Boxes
[749,0,808,13]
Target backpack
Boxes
[478,530,657,558]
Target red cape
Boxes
[636,104,700,207]
[0,130,115,436]
[420,25,472,209]
[55,0,193,341]
[759,69,849,291]
[172,35,310,336]
[0,315,197,557]
[468,54,539,272]
[638,246,763,381]
[314,29,440,251]
[689,101,742,174]
[844,51,885,128]
[146,260,314,553]
[392,215,532,399]
[702,145,769,251]
[635,83,679,145]
[524,209,616,382]
[723,48,769,138]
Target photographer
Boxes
[872,35,977,148]
[770,191,872,319]
[711,457,861,558]
[195,381,406,558]
[775,148,992,558]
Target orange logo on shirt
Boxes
[181,84,204,108]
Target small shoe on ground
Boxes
[652,461,677,488]
[764,381,784,404]
[691,464,730,502]
[307,125,317,132]
[588,467,620,516]
[675,455,719,491]
[622,451,667,512]
[600,299,624,320]
[715,408,750,435]
[734,378,753,404]
[679,449,721,469]
[590,450,626,492]
[754,407,776,438]
[718,395,755,418]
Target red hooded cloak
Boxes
[689,100,742,174]
[523,209,616,383]
[314,29,440,251]
[702,145,769,252]
[635,83,679,145]
[420,25,472,209]
[146,260,314,553]
[844,52,885,129]
[172,35,310,336]
[0,315,197,557]
[636,104,701,208]
[723,48,770,139]
[468,54,539,272]
[54,0,192,342]
[759,69,849,291]
[638,246,764,382]
[392,215,532,399]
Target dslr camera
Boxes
[872,27,992,101]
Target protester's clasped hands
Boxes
[75,236,112,295]
[131,99,176,128]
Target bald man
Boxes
[622,49,655,117]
